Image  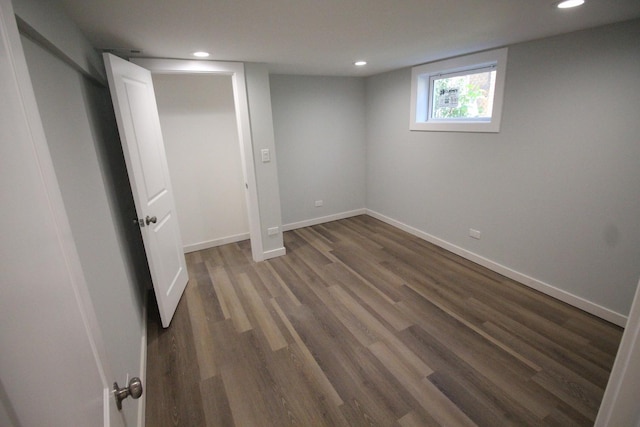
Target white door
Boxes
[0,1,124,425]
[104,53,189,328]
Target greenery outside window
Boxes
[410,48,508,132]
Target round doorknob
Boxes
[113,376,143,410]
[128,377,143,399]
[145,215,157,225]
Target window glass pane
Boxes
[430,69,496,120]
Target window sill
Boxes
[410,120,501,133]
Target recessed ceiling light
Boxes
[557,0,584,9]
[354,61,367,66]
[193,51,210,58]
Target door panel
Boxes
[21,34,148,424]
[104,53,189,328]
[124,78,167,198]
[0,1,125,425]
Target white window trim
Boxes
[410,47,508,133]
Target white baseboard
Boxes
[262,246,286,261]
[137,291,148,427]
[183,232,250,253]
[366,209,627,327]
[258,207,364,261]
[283,208,366,232]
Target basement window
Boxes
[410,48,508,133]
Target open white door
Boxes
[0,1,125,424]
[104,53,188,328]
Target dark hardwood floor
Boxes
[145,215,623,426]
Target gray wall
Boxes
[271,75,366,226]
[21,32,147,423]
[365,19,640,318]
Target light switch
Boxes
[261,148,271,163]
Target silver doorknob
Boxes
[145,215,157,225]
[113,377,143,410]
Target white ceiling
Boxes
[58,0,640,76]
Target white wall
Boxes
[153,74,249,252]
[270,75,367,227]
[365,19,640,322]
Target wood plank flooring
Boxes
[145,215,623,426]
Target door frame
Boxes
[131,58,264,262]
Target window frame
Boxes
[410,47,508,133]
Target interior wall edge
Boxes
[595,277,640,425]
[244,63,285,257]
[366,209,628,327]
[12,0,105,83]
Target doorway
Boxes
[132,58,264,261]
[153,73,250,253]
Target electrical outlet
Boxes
[315,200,323,207]
[469,228,481,240]
[267,226,279,236]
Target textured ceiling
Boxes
[58,0,640,76]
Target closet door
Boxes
[104,53,188,328]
